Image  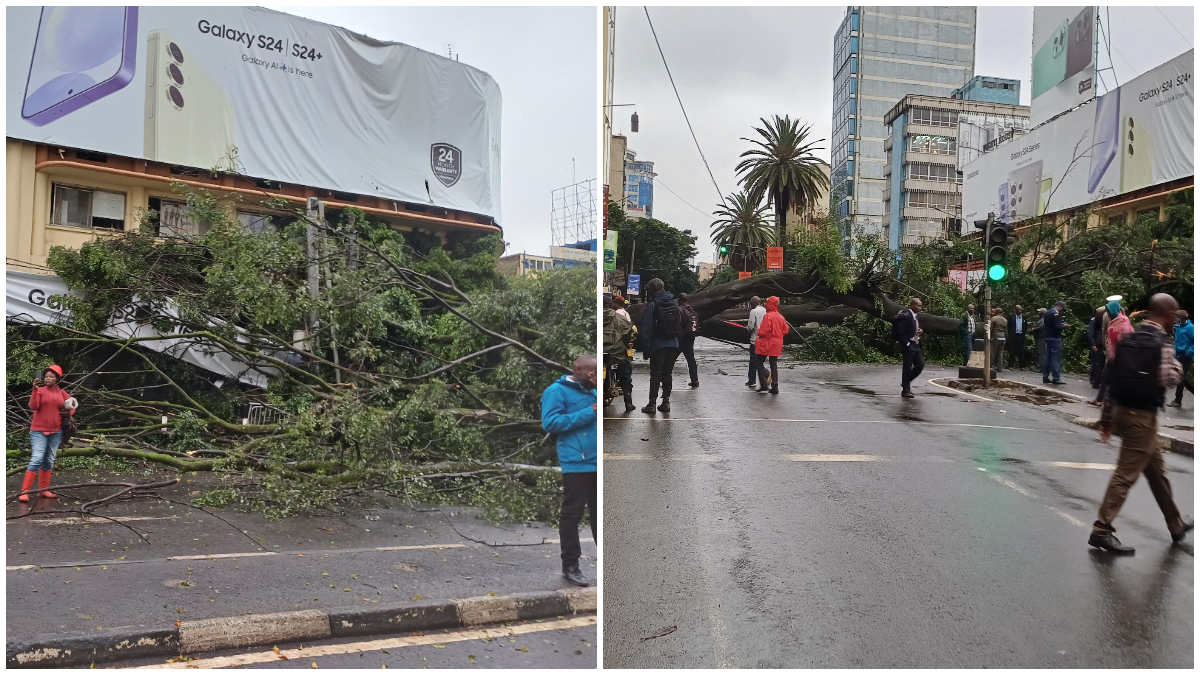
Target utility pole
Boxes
[982,211,995,388]
[305,198,324,375]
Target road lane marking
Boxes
[976,467,1032,497]
[7,543,475,572]
[605,417,1040,431]
[1047,506,1088,528]
[603,454,719,461]
[783,454,884,462]
[1036,461,1115,470]
[19,515,176,526]
[134,615,596,669]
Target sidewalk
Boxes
[946,365,1194,455]
[6,468,595,666]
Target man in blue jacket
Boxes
[1043,301,1070,384]
[541,354,597,586]
[1168,310,1194,408]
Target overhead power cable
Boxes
[643,7,726,207]
[655,177,715,220]
[1154,6,1193,48]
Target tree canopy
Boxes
[609,200,699,295]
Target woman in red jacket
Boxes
[21,364,75,502]
[754,296,788,395]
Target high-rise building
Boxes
[623,150,655,219]
[881,88,1029,249]
[830,6,977,253]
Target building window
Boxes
[849,77,857,95]
[51,184,125,229]
[908,135,956,155]
[1136,207,1159,222]
[847,139,855,154]
[1107,214,1127,227]
[237,211,289,234]
[907,162,957,182]
[849,99,856,114]
[150,197,212,237]
[850,56,857,74]
[906,191,961,209]
[850,36,858,54]
[848,119,855,135]
[908,107,958,128]
[851,11,859,31]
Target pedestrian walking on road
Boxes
[541,354,598,585]
[1089,294,1193,554]
[604,297,636,412]
[1092,297,1133,407]
[1088,306,1108,389]
[1007,305,1028,370]
[1042,301,1069,384]
[1167,309,1194,408]
[990,308,1007,372]
[1034,308,1047,371]
[639,278,681,414]
[959,304,977,367]
[745,296,766,389]
[21,365,76,502]
[677,293,701,388]
[895,298,925,398]
[754,296,787,395]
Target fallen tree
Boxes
[6,184,592,522]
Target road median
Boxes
[5,587,596,668]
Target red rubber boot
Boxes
[38,470,58,499]
[18,470,37,502]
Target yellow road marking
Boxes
[134,615,596,669]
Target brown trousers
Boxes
[1093,406,1185,536]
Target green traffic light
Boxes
[988,264,1007,281]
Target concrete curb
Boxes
[5,587,596,668]
[941,378,1194,457]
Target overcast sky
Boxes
[613,6,1194,263]
[274,6,597,257]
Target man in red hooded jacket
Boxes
[754,296,787,395]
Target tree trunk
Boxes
[630,270,961,339]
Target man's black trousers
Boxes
[648,347,680,402]
[901,343,925,391]
[560,471,597,567]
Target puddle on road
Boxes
[895,413,928,422]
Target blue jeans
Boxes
[748,344,758,385]
[1043,338,1063,382]
[961,336,974,367]
[28,429,63,472]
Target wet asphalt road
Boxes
[6,477,595,642]
[106,617,596,669]
[603,339,1194,668]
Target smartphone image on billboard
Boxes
[21,6,138,127]
[1065,7,1094,81]
[1120,114,1153,193]
[144,30,237,170]
[1032,19,1068,99]
[1088,89,1120,193]
[1038,175,1053,216]
[997,182,1011,224]
[1006,161,1043,221]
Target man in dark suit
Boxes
[1007,305,1028,369]
[895,297,925,399]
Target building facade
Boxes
[623,150,655,220]
[882,91,1029,249]
[785,164,833,235]
[6,140,499,277]
[951,75,1020,105]
[497,243,596,277]
[831,6,977,252]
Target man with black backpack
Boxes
[1089,293,1193,554]
[639,278,681,414]
[677,293,701,388]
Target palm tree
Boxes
[711,190,773,272]
[736,115,831,246]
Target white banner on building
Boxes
[1030,6,1098,126]
[6,270,273,387]
[5,6,502,221]
[962,50,1193,223]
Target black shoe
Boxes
[1088,532,1135,554]
[1172,519,1194,543]
[745,382,756,388]
[623,394,636,412]
[901,390,915,399]
[562,564,588,587]
[689,381,700,388]
[1052,380,1063,385]
[1043,379,1052,384]
[757,386,769,393]
[769,388,778,395]
[1167,401,1183,408]
[657,400,671,413]
[641,402,657,414]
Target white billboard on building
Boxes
[5,6,503,220]
[1030,6,1097,126]
[962,50,1193,224]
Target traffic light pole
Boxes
[983,281,992,388]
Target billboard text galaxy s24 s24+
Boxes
[144,29,237,171]
[21,6,138,127]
